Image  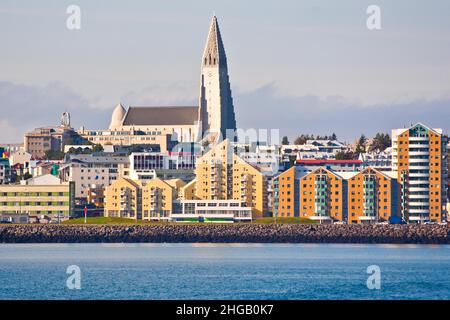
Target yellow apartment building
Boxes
[195,139,267,218]
[104,177,173,221]
[0,180,75,221]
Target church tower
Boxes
[198,15,237,141]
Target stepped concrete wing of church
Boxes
[122,106,199,126]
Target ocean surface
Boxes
[0,243,449,300]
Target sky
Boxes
[1,0,450,143]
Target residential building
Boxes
[273,165,401,224]
[141,178,173,221]
[392,123,448,223]
[104,177,173,221]
[24,124,80,159]
[0,143,23,154]
[273,166,299,218]
[193,139,267,218]
[295,159,362,174]
[104,177,140,220]
[9,150,32,166]
[281,140,348,160]
[59,162,116,198]
[0,175,75,222]
[299,168,347,223]
[180,179,197,200]
[165,179,187,199]
[0,158,11,184]
[61,154,130,198]
[359,148,392,171]
[347,168,399,224]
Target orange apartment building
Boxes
[273,166,401,224]
[347,168,399,224]
[392,123,448,223]
[299,168,347,223]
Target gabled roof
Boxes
[112,177,141,189]
[358,167,393,180]
[122,106,199,126]
[394,122,443,136]
[302,167,344,180]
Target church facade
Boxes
[79,16,236,149]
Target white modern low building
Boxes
[171,199,252,223]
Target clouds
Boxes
[234,83,450,142]
[121,83,197,106]
[1,80,449,144]
[0,81,110,142]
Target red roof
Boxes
[296,159,362,164]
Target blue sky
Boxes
[1,0,450,143]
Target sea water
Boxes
[0,243,449,300]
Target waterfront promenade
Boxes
[0,224,448,244]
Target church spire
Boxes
[198,15,236,141]
[202,15,227,68]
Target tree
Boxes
[44,150,65,160]
[294,134,311,145]
[368,133,391,152]
[281,136,290,145]
[355,134,368,154]
[92,144,104,153]
[293,133,338,145]
[335,150,357,160]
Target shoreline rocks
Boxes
[0,224,448,244]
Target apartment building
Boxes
[104,177,140,220]
[347,168,399,224]
[273,166,400,224]
[194,139,267,219]
[60,154,130,199]
[295,159,362,174]
[0,175,75,221]
[24,125,80,159]
[392,123,448,223]
[0,158,11,184]
[298,168,347,223]
[59,162,115,198]
[273,166,299,218]
[104,177,173,221]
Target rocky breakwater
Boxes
[0,224,448,244]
